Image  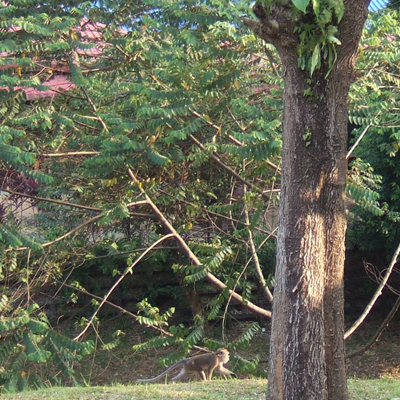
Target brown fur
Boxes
[136,348,236,383]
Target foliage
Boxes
[0,301,94,392]
[132,300,205,366]
[293,0,345,76]
[0,0,399,389]
[347,8,400,256]
[136,299,176,329]
[0,0,283,387]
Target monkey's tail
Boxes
[136,360,185,383]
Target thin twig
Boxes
[9,214,103,252]
[346,124,371,160]
[346,294,400,358]
[256,227,278,251]
[205,208,276,237]
[344,240,400,339]
[42,214,104,248]
[62,281,208,352]
[264,47,281,78]
[222,258,253,343]
[158,188,276,236]
[74,234,175,340]
[26,249,31,306]
[188,133,265,196]
[42,151,100,157]
[82,246,179,261]
[4,190,150,216]
[81,86,109,132]
[243,179,273,303]
[4,189,103,212]
[192,109,280,172]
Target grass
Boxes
[349,378,400,399]
[2,379,400,400]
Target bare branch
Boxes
[4,189,103,212]
[158,187,277,236]
[9,214,103,253]
[128,168,272,319]
[81,86,109,132]
[42,151,100,157]
[42,214,104,249]
[74,233,176,340]
[346,294,400,358]
[82,246,179,261]
[205,208,276,237]
[243,181,273,303]
[62,281,208,352]
[345,240,400,339]
[188,133,266,197]
[4,190,149,216]
[346,124,371,160]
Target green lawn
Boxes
[2,379,400,400]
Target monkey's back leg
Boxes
[171,367,188,382]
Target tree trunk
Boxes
[267,58,350,400]
[242,2,370,399]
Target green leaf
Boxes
[147,148,170,165]
[0,295,8,312]
[292,0,310,13]
[312,0,320,15]
[310,44,321,76]
[328,35,341,45]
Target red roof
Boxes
[23,75,76,100]
[0,19,114,99]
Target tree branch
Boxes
[345,240,400,339]
[226,108,281,172]
[9,201,149,253]
[74,233,176,340]
[62,281,208,352]
[42,214,104,249]
[158,188,277,236]
[128,168,272,319]
[346,293,400,358]
[188,133,266,197]
[42,151,100,157]
[346,124,371,160]
[205,208,277,237]
[4,189,103,212]
[81,246,179,261]
[4,190,150,216]
[9,214,103,252]
[62,282,172,336]
[243,181,273,303]
[192,109,280,173]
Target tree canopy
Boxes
[0,0,399,396]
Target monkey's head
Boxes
[217,348,230,363]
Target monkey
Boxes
[136,348,236,383]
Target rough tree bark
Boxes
[244,1,370,399]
